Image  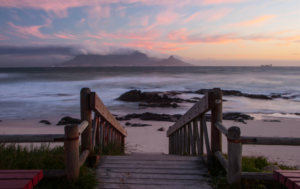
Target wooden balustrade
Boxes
[1,88,127,182]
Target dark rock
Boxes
[0,120,2,122]
[223,112,254,120]
[195,88,272,100]
[138,102,179,108]
[184,99,198,103]
[122,112,182,122]
[295,113,300,116]
[125,122,131,126]
[131,123,152,127]
[158,127,165,131]
[39,120,51,125]
[115,117,131,121]
[243,94,272,100]
[235,117,247,124]
[57,116,81,125]
[263,120,281,122]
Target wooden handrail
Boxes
[215,121,228,136]
[214,151,228,172]
[167,92,213,137]
[90,92,127,137]
[78,120,89,134]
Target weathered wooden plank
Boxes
[90,92,126,136]
[102,159,203,165]
[241,136,300,146]
[295,182,300,189]
[214,151,228,172]
[0,173,39,185]
[192,120,197,155]
[227,126,242,184]
[96,168,208,175]
[273,170,300,180]
[78,120,89,134]
[100,163,206,169]
[79,149,89,167]
[0,134,65,143]
[200,117,204,155]
[81,88,93,153]
[97,172,208,180]
[104,156,201,161]
[181,127,184,155]
[188,122,194,155]
[167,93,212,136]
[193,119,201,156]
[280,173,300,185]
[91,113,97,148]
[95,116,100,146]
[215,121,228,136]
[0,180,33,189]
[241,172,275,181]
[201,116,211,157]
[184,125,188,155]
[97,177,208,185]
[97,183,211,189]
[286,178,300,189]
[211,88,222,158]
[64,124,79,181]
[178,129,182,155]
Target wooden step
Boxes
[96,154,211,188]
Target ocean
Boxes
[1,66,300,120]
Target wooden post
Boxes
[192,120,197,155]
[176,131,179,154]
[188,122,194,155]
[210,88,222,162]
[184,125,188,154]
[187,125,190,154]
[227,126,242,184]
[64,124,79,181]
[199,117,204,155]
[95,116,100,146]
[80,88,93,153]
[193,119,201,156]
[100,120,104,151]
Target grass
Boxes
[208,154,297,189]
[0,142,125,189]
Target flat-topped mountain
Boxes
[58,51,194,67]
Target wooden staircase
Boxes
[96,153,212,189]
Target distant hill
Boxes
[57,51,194,67]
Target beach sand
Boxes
[0,115,299,168]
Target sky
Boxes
[0,0,300,67]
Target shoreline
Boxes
[0,114,299,168]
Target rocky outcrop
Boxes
[131,123,152,127]
[158,127,166,131]
[57,116,81,125]
[39,120,51,125]
[205,112,254,124]
[195,89,272,100]
[139,102,179,108]
[116,112,182,122]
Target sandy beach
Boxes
[0,115,299,168]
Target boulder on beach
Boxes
[116,112,183,122]
[57,116,81,125]
[39,120,51,125]
[131,123,152,127]
[158,127,165,131]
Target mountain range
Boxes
[57,51,194,67]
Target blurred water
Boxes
[0,67,300,119]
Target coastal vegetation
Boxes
[0,142,125,189]
[209,154,297,189]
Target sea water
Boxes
[0,67,300,120]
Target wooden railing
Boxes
[167,88,300,184]
[0,87,127,181]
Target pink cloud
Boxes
[7,19,52,39]
[121,40,186,51]
[184,8,232,23]
[97,29,160,40]
[0,34,10,40]
[88,5,110,20]
[202,0,248,5]
[130,16,150,26]
[54,34,77,39]
[230,15,275,27]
